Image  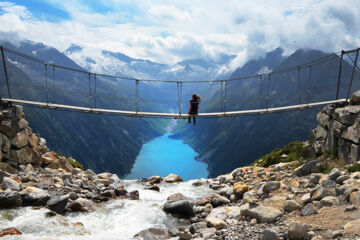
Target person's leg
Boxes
[193,116,196,125]
[188,116,191,123]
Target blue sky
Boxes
[0,0,359,68]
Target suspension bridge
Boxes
[0,46,359,118]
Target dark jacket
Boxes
[189,98,200,114]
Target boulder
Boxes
[206,216,228,230]
[283,200,302,212]
[167,193,189,201]
[317,112,330,129]
[22,186,50,206]
[240,204,283,223]
[47,196,68,214]
[328,168,341,181]
[311,187,333,201]
[0,162,17,174]
[262,227,282,240]
[292,160,323,176]
[344,218,360,236]
[200,193,230,207]
[1,134,10,153]
[0,119,19,138]
[67,198,95,212]
[199,227,217,238]
[148,176,161,184]
[4,147,32,166]
[321,180,336,188]
[0,191,22,208]
[287,222,308,240]
[163,200,194,217]
[2,177,20,191]
[0,227,22,237]
[349,191,360,207]
[320,196,339,207]
[18,118,28,130]
[263,181,281,193]
[146,185,160,192]
[301,203,318,216]
[0,170,11,183]
[351,90,360,104]
[233,183,249,197]
[342,125,360,144]
[134,228,172,240]
[10,129,28,149]
[164,174,183,183]
[189,221,207,234]
[334,107,357,125]
[129,190,139,200]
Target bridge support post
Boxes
[177,81,182,115]
[336,50,344,100]
[135,80,139,113]
[0,46,11,98]
[346,48,360,103]
[44,64,48,106]
[88,73,92,110]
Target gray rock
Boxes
[22,187,50,206]
[351,144,360,163]
[301,203,318,216]
[67,198,95,212]
[2,177,20,191]
[315,125,327,140]
[189,221,207,234]
[240,203,283,223]
[336,175,350,184]
[47,196,68,214]
[309,174,321,185]
[292,160,323,176]
[10,129,28,149]
[134,228,173,240]
[263,181,281,193]
[163,200,194,217]
[69,192,77,200]
[351,90,360,104]
[129,190,139,200]
[287,222,308,240]
[4,147,32,165]
[311,187,332,201]
[2,134,10,153]
[262,227,282,240]
[321,180,336,188]
[345,205,357,212]
[317,112,330,129]
[320,196,339,207]
[0,170,11,183]
[283,200,302,212]
[18,118,28,130]
[0,191,22,208]
[328,168,341,181]
[0,119,19,137]
[334,107,357,125]
[199,227,217,238]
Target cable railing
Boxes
[0,46,359,118]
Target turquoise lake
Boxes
[125,133,209,181]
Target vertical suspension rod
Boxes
[135,80,139,113]
[220,81,224,112]
[336,50,344,100]
[94,74,97,109]
[307,65,312,105]
[44,64,48,105]
[52,65,55,103]
[88,73,92,110]
[298,67,301,104]
[346,49,360,102]
[259,75,262,109]
[178,82,182,115]
[0,46,11,98]
[224,80,228,114]
[267,74,271,111]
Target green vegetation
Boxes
[253,141,307,167]
[66,158,84,170]
[348,163,360,173]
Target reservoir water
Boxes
[126,132,209,180]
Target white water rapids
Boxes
[0,180,213,240]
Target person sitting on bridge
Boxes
[188,94,201,125]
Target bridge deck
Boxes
[2,98,347,118]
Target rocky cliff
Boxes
[311,90,360,164]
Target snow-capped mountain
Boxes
[64,44,235,81]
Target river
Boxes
[126,120,209,180]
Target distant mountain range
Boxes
[172,47,359,177]
[64,44,235,81]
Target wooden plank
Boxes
[2,98,347,118]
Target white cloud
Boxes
[0,0,359,71]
